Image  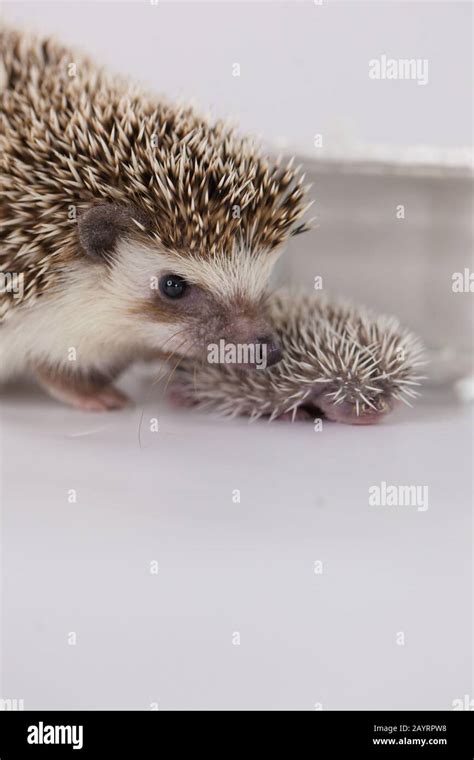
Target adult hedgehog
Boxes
[0,27,310,409]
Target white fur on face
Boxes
[0,237,281,381]
[167,246,282,302]
[112,238,282,305]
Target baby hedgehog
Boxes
[170,291,425,425]
[0,28,310,410]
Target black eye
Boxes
[159,274,188,299]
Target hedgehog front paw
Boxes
[65,386,130,412]
[35,367,130,411]
[42,382,130,412]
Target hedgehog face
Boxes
[135,251,283,368]
[149,274,282,367]
[78,204,282,368]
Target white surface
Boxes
[1,367,472,710]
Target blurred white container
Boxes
[276,146,474,388]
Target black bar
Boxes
[0,710,473,757]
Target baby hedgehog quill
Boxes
[170,291,425,425]
[0,28,310,410]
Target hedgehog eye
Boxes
[159,274,188,299]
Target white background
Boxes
[2,0,472,152]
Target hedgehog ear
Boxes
[78,203,149,260]
[78,204,130,260]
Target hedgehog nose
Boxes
[256,336,282,367]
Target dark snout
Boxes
[215,309,283,369]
